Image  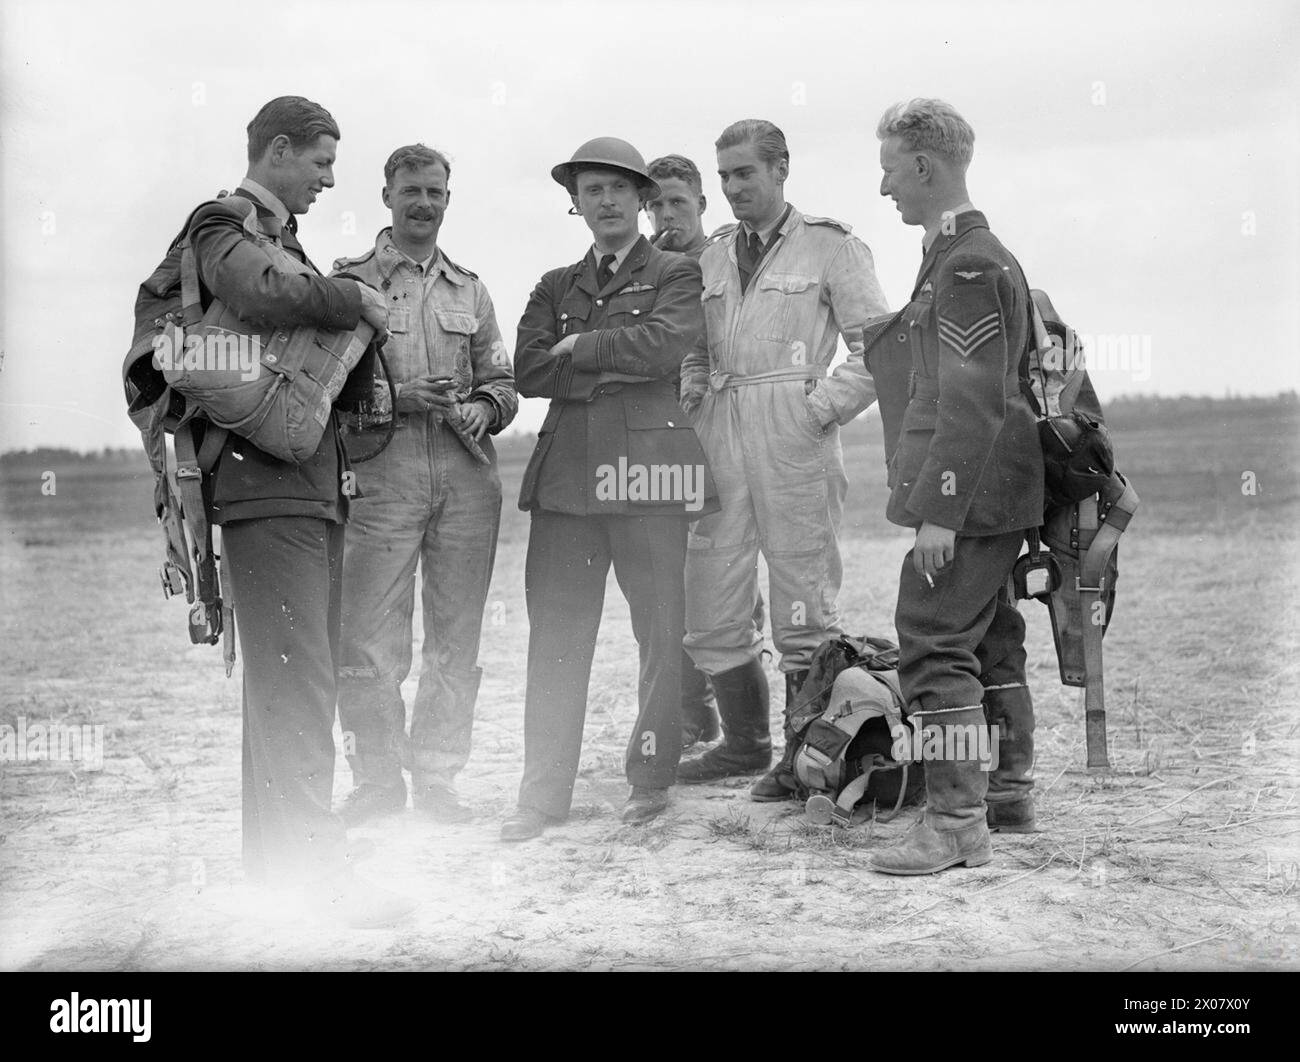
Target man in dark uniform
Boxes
[866,98,1044,876]
[191,97,412,923]
[501,137,716,841]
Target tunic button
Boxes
[596,299,603,307]
[632,309,640,316]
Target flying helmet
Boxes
[551,137,660,199]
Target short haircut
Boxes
[714,119,789,167]
[384,143,452,185]
[246,96,340,164]
[875,98,975,168]
[647,154,703,196]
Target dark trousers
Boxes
[895,530,1028,715]
[222,516,348,884]
[518,510,686,818]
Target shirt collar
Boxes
[591,233,640,274]
[741,204,791,248]
[238,177,291,227]
[374,228,465,285]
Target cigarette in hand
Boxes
[924,572,935,589]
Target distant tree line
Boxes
[2,393,1295,466]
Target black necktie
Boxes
[739,230,765,294]
[597,253,616,289]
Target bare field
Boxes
[2,404,1298,971]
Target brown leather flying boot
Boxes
[676,658,771,783]
[868,706,993,875]
[983,684,1036,832]
[750,669,809,801]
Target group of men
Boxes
[175,93,1043,927]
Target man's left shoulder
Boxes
[442,252,480,282]
[939,236,1019,295]
[799,213,854,236]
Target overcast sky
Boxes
[2,0,1296,452]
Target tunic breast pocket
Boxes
[433,308,477,386]
[556,297,591,339]
[753,272,819,343]
[606,287,656,325]
[701,280,728,355]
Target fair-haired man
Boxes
[865,98,1044,875]
[501,138,716,841]
[677,119,889,796]
[331,144,517,827]
[184,96,410,925]
[646,154,710,257]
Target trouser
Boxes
[685,381,846,676]
[337,421,501,789]
[895,530,1029,715]
[518,510,687,819]
[222,516,348,885]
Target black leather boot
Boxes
[680,649,721,748]
[750,668,809,801]
[983,684,1036,832]
[676,658,771,783]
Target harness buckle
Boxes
[1012,550,1062,602]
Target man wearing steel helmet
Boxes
[501,138,716,841]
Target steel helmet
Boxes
[551,137,660,198]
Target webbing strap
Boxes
[219,540,236,677]
[173,423,215,596]
[1078,473,1138,768]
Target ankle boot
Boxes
[676,658,771,783]
[750,668,809,801]
[869,706,993,875]
[983,684,1036,832]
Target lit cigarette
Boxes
[924,572,935,589]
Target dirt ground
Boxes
[2,404,1298,971]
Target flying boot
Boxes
[675,657,771,782]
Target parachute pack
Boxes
[122,192,377,671]
[783,635,926,827]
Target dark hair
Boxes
[246,96,340,164]
[715,119,789,167]
[647,154,703,196]
[384,143,453,185]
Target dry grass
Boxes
[2,412,1298,970]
